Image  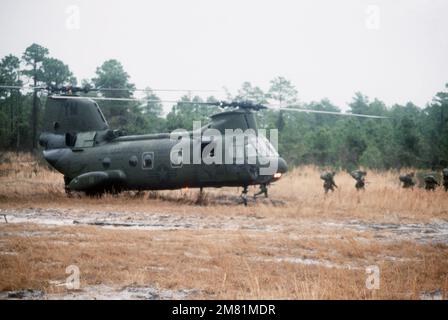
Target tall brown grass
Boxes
[0,152,447,299]
[1,152,447,222]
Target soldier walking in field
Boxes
[424,174,439,191]
[350,170,367,191]
[320,171,337,194]
[399,172,415,189]
[442,168,448,192]
[253,183,268,198]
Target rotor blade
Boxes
[0,85,46,90]
[96,87,220,93]
[50,95,201,104]
[0,84,220,93]
[271,107,389,119]
[0,85,23,90]
[50,95,142,102]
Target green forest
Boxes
[1,43,447,170]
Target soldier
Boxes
[351,170,367,191]
[399,172,415,189]
[424,174,439,191]
[320,171,337,194]
[442,168,448,192]
[254,183,268,198]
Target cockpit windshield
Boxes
[247,134,279,158]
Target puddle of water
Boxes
[6,216,73,226]
[0,251,18,256]
[0,208,283,233]
[46,284,199,300]
[0,289,44,299]
[0,285,200,300]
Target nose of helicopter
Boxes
[272,157,288,180]
[43,149,66,169]
[278,157,288,174]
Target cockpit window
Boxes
[248,135,278,157]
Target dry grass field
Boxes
[0,152,447,299]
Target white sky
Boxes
[1,0,447,109]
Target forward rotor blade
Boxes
[272,107,389,119]
[0,85,46,90]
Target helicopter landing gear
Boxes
[253,183,268,199]
[195,187,208,205]
[241,186,248,206]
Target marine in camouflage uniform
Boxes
[254,183,268,198]
[399,172,415,189]
[351,170,367,191]
[424,174,439,191]
[320,171,337,194]
[442,168,448,192]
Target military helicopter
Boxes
[1,84,387,205]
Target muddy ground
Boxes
[1,198,447,300]
[1,161,447,299]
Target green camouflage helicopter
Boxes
[1,85,387,205]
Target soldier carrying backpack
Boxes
[320,171,337,194]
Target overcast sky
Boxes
[1,0,447,109]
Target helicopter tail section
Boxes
[39,96,109,149]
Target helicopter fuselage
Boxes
[39,96,287,195]
[43,132,287,194]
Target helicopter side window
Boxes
[201,142,215,158]
[171,149,183,168]
[129,155,138,167]
[142,152,154,169]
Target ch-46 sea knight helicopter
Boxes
[0,84,387,205]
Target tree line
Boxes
[0,43,447,170]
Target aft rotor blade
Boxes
[51,95,142,102]
[90,97,211,104]
[50,95,191,103]
[272,107,389,119]
[0,84,220,93]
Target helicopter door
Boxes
[197,138,227,184]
